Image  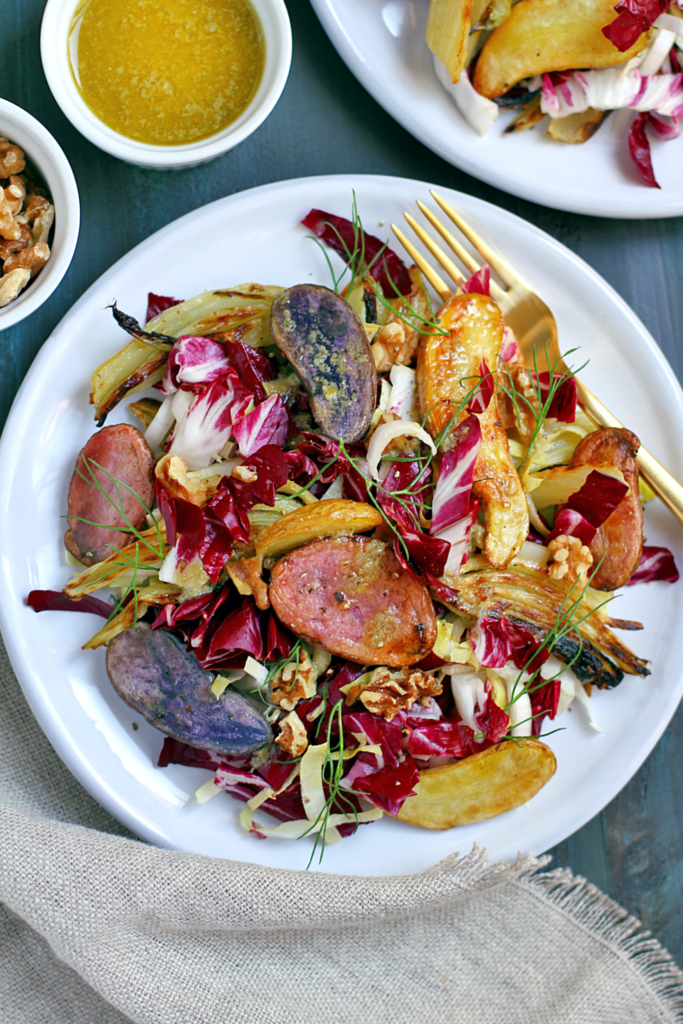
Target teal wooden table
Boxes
[2,0,682,963]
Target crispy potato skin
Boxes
[269,536,437,666]
[571,428,643,591]
[65,424,155,567]
[473,0,650,99]
[397,738,556,829]
[418,291,503,437]
[417,292,528,568]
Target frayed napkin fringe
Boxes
[520,868,683,1021]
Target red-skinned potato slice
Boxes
[269,535,437,666]
[65,424,155,567]
[570,428,643,591]
[397,738,556,829]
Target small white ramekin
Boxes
[0,98,80,333]
[40,0,292,170]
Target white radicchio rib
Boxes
[541,66,683,119]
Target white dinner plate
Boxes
[309,0,683,219]
[1,174,682,875]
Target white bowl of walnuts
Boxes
[0,98,79,331]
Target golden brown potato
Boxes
[473,0,651,99]
[417,292,529,569]
[254,499,382,559]
[418,291,503,437]
[397,739,556,829]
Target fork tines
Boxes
[392,191,517,305]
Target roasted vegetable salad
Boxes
[28,201,678,862]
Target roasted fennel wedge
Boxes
[441,558,649,687]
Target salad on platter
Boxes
[428,0,683,187]
[28,199,679,863]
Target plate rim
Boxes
[309,0,683,219]
[2,171,683,872]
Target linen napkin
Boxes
[1,633,682,1024]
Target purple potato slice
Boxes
[106,623,272,754]
[270,284,377,442]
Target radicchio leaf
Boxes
[546,507,597,546]
[157,737,227,770]
[628,111,660,188]
[378,450,431,532]
[393,528,451,578]
[163,336,231,394]
[530,371,577,423]
[467,358,495,415]
[232,394,289,457]
[627,544,680,584]
[345,757,420,816]
[265,613,296,660]
[562,469,629,529]
[406,719,479,759]
[461,265,491,297]
[470,616,549,674]
[147,293,183,322]
[301,208,412,296]
[168,369,252,470]
[602,0,669,53]
[430,415,482,533]
[341,710,419,815]
[225,342,275,402]
[27,590,112,619]
[158,441,320,584]
[197,596,265,669]
[474,683,510,742]
[500,327,520,364]
[530,678,561,736]
[432,502,479,575]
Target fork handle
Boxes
[577,380,683,525]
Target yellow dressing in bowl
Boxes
[69,0,264,146]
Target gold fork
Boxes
[392,191,683,525]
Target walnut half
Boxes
[547,534,593,585]
[346,666,442,721]
[270,649,318,711]
[275,710,309,757]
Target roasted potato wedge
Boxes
[473,0,651,99]
[418,292,529,569]
[397,738,556,829]
[418,291,503,437]
[255,499,383,559]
